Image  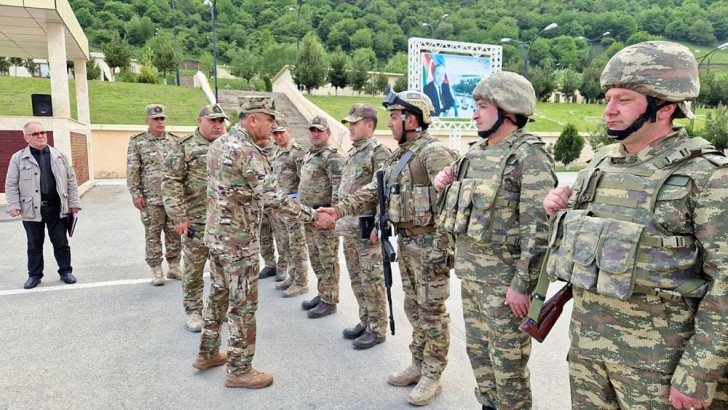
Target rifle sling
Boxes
[526,250,551,323]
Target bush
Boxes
[116,69,137,83]
[138,64,158,84]
[702,105,728,152]
[554,123,585,169]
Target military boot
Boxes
[192,351,227,370]
[482,406,496,410]
[283,283,307,298]
[301,295,321,310]
[258,266,276,279]
[352,330,385,350]
[151,266,165,286]
[186,311,203,332]
[387,362,422,386]
[407,375,442,406]
[342,323,366,340]
[275,276,293,290]
[275,268,287,282]
[167,262,183,280]
[307,301,337,318]
[224,368,273,389]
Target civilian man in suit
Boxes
[423,64,458,117]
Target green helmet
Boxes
[472,71,536,116]
[383,90,435,125]
[600,41,699,118]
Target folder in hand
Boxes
[67,211,78,237]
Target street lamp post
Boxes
[690,42,728,131]
[172,0,180,86]
[203,0,218,103]
[501,22,558,77]
[421,14,449,39]
[289,0,305,53]
[578,31,611,66]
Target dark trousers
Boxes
[22,204,72,278]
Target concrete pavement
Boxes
[0,176,576,410]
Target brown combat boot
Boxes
[192,351,227,370]
[387,362,422,386]
[151,266,165,286]
[224,368,273,389]
[283,283,308,298]
[407,375,442,406]
[167,262,183,280]
[275,276,293,290]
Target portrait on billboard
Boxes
[420,52,494,119]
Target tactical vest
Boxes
[387,138,436,227]
[546,136,725,300]
[438,133,542,245]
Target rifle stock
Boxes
[376,170,396,336]
[519,283,573,343]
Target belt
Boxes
[397,225,436,237]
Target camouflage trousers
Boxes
[139,203,180,267]
[343,234,387,337]
[272,215,308,286]
[304,225,340,304]
[397,232,450,380]
[259,211,277,268]
[181,227,221,314]
[199,251,259,376]
[569,354,728,410]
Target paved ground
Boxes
[0,174,576,410]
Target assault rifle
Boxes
[376,169,397,336]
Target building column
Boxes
[74,58,90,126]
[46,23,71,119]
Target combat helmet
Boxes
[600,41,699,139]
[472,71,536,138]
[383,90,436,143]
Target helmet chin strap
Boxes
[607,96,671,141]
[477,108,507,139]
[399,112,423,145]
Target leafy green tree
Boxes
[9,57,23,76]
[199,52,213,77]
[137,47,159,84]
[229,48,260,81]
[259,43,297,77]
[351,28,374,50]
[702,106,728,152]
[101,31,132,81]
[124,15,155,46]
[528,65,556,102]
[328,47,349,95]
[579,65,603,103]
[147,31,178,80]
[384,52,407,74]
[393,75,407,92]
[87,60,102,80]
[554,123,585,169]
[294,33,328,94]
[687,20,716,45]
[0,57,10,75]
[625,31,661,46]
[349,48,376,94]
[374,73,389,95]
[23,59,38,76]
[560,69,582,101]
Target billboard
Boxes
[421,52,493,119]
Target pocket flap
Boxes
[572,217,607,266]
[444,181,461,211]
[596,219,644,274]
[470,179,498,210]
[457,179,474,207]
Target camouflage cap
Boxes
[600,41,699,118]
[342,103,378,124]
[308,115,329,130]
[472,71,536,116]
[145,104,166,119]
[273,118,289,132]
[198,104,228,120]
[240,95,281,118]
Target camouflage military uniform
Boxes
[126,129,181,268]
[337,136,392,337]
[259,143,280,272]
[335,130,457,380]
[271,139,308,288]
[440,129,556,409]
[162,128,220,315]
[299,143,343,305]
[200,127,316,376]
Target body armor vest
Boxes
[387,137,436,227]
[547,136,723,300]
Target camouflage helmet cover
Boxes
[383,90,436,124]
[600,41,699,118]
[471,71,536,116]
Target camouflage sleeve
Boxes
[328,151,343,205]
[372,144,392,172]
[422,144,458,184]
[161,141,187,225]
[671,166,728,402]
[126,137,142,199]
[511,144,557,295]
[244,150,315,223]
[334,179,378,218]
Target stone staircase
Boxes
[217,90,312,149]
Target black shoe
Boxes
[24,277,41,289]
[258,266,277,279]
[301,295,321,311]
[482,405,496,410]
[343,323,366,340]
[352,330,385,350]
[60,272,77,284]
[307,301,337,319]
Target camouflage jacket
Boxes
[161,129,211,227]
[298,144,343,208]
[559,128,728,402]
[126,129,177,205]
[336,137,392,234]
[441,129,556,294]
[204,128,316,257]
[272,140,305,195]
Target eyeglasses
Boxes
[25,131,47,137]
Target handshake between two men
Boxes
[313,207,339,230]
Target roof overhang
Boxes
[0,0,89,60]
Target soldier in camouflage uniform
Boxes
[319,91,457,406]
[192,96,331,388]
[258,139,282,281]
[299,116,343,319]
[126,104,182,285]
[338,104,392,349]
[434,72,556,410]
[270,119,310,298]
[162,104,227,332]
[543,41,727,409]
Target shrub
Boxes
[554,123,585,169]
